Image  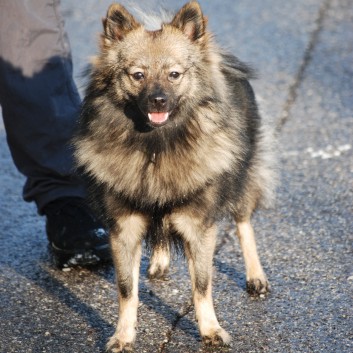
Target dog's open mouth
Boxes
[148,112,169,126]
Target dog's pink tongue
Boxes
[148,112,169,124]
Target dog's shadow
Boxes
[94,253,246,348]
[214,258,247,289]
[12,246,245,352]
[98,255,200,337]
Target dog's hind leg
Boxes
[236,220,270,296]
[107,213,147,353]
[172,214,231,346]
[148,244,170,280]
[146,215,171,280]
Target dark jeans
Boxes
[0,0,86,214]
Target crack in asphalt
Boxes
[276,0,331,132]
[158,302,194,353]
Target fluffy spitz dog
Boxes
[74,1,276,351]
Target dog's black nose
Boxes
[148,93,168,109]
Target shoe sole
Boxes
[49,243,111,268]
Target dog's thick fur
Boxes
[74,2,276,351]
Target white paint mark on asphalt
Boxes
[283,144,351,159]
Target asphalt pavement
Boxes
[0,0,352,352]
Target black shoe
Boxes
[43,197,110,267]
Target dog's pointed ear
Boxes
[170,1,206,42]
[103,4,140,41]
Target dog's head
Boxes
[96,2,210,129]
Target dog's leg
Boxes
[107,214,147,353]
[173,214,231,346]
[148,216,171,280]
[236,220,269,295]
[148,244,170,280]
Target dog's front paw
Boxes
[202,327,231,347]
[106,334,134,352]
[246,278,270,296]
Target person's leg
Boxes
[0,0,85,213]
[0,0,110,266]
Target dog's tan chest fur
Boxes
[75,116,242,205]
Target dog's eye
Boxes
[132,72,145,81]
[169,71,181,81]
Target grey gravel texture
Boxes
[0,1,352,352]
